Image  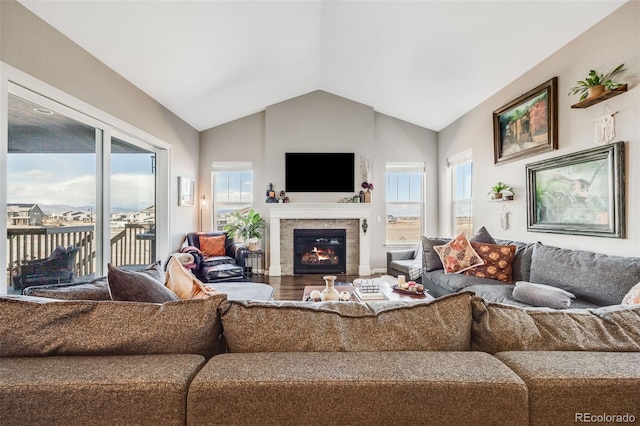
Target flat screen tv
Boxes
[286,152,355,192]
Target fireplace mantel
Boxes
[267,203,372,276]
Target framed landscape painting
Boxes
[526,141,625,238]
[493,77,558,164]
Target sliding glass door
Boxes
[110,135,157,267]
[3,83,167,294]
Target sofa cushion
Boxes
[188,351,528,426]
[220,292,473,352]
[434,233,484,274]
[23,276,111,300]
[464,242,516,282]
[464,284,597,310]
[108,263,178,303]
[512,281,574,309]
[529,243,640,306]
[622,282,640,305]
[471,297,640,354]
[0,354,205,426]
[199,234,226,257]
[423,269,496,292]
[0,294,226,358]
[165,256,220,299]
[495,351,640,426]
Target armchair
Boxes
[386,244,422,282]
[185,232,247,282]
[14,245,80,291]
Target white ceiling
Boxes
[18,1,627,132]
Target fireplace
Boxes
[293,229,346,274]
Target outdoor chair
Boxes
[14,245,80,291]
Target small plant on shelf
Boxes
[489,182,513,200]
[568,63,626,101]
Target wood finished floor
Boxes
[246,273,384,301]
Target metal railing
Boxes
[6,223,154,288]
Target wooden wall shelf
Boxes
[571,84,628,109]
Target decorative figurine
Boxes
[266,183,278,203]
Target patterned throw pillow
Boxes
[433,233,484,274]
[622,282,640,305]
[464,242,516,282]
[199,235,226,257]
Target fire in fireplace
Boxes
[293,229,346,274]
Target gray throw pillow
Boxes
[422,237,451,271]
[108,263,178,303]
[471,226,496,244]
[512,281,574,309]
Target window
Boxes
[2,80,169,295]
[212,163,253,232]
[385,163,425,243]
[450,154,473,236]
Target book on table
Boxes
[355,288,387,300]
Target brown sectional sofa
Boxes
[2,292,640,425]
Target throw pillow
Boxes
[199,234,226,257]
[433,233,484,274]
[512,281,575,309]
[108,263,179,303]
[464,242,516,282]
[165,255,221,299]
[622,282,640,305]
[471,226,497,244]
[422,237,451,271]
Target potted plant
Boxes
[223,209,266,251]
[568,63,626,101]
[488,182,513,200]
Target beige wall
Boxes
[199,90,438,271]
[0,0,200,253]
[438,1,640,256]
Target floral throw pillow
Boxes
[433,233,484,274]
[622,282,640,305]
[464,242,516,282]
[199,235,226,257]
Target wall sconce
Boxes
[362,219,368,235]
[199,195,208,231]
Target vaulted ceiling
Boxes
[18,1,627,132]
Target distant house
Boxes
[7,203,44,226]
[130,205,155,224]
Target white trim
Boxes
[0,74,8,295]
[447,149,473,167]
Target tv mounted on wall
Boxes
[285,152,355,192]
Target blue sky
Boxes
[7,153,154,211]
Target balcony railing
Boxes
[6,223,154,290]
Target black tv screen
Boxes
[286,153,355,192]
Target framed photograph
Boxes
[493,77,558,164]
[178,177,196,207]
[526,141,625,238]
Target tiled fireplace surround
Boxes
[267,204,372,276]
